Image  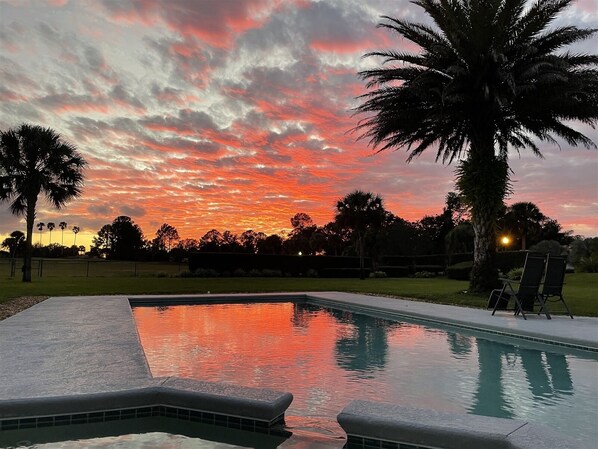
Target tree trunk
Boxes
[470,209,499,292]
[457,135,510,292]
[23,203,36,282]
[358,233,365,280]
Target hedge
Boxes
[188,252,370,277]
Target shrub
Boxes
[306,269,319,277]
[413,271,436,278]
[413,264,444,274]
[179,268,219,278]
[248,269,262,277]
[506,267,524,280]
[369,271,387,278]
[446,261,473,280]
[233,268,248,277]
[320,268,370,278]
[529,240,565,256]
[377,266,410,277]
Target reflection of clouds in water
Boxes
[132,302,598,445]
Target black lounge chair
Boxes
[489,253,550,320]
[539,255,574,319]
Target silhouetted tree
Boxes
[257,234,284,254]
[355,0,598,291]
[36,222,45,245]
[0,124,86,281]
[92,216,145,260]
[59,221,67,246]
[72,225,80,245]
[500,202,545,250]
[1,230,25,258]
[47,222,55,245]
[335,190,387,279]
[199,229,224,252]
[239,230,266,253]
[153,223,180,252]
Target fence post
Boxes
[10,259,16,277]
[39,259,43,278]
[134,262,137,277]
[86,260,90,277]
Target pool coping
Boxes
[1,292,596,448]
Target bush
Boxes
[506,267,523,280]
[529,240,565,256]
[320,268,370,278]
[369,271,387,278]
[446,261,473,280]
[306,269,319,277]
[377,266,410,277]
[413,264,444,274]
[233,268,248,277]
[413,271,436,278]
[179,268,219,278]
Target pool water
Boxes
[132,301,598,446]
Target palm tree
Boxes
[59,221,67,246]
[72,226,80,245]
[0,124,86,281]
[47,222,55,245]
[354,0,598,291]
[36,222,45,245]
[500,202,545,250]
[1,230,25,258]
[335,190,387,279]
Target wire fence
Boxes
[1,259,185,278]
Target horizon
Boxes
[1,0,598,250]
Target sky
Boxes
[1,0,597,250]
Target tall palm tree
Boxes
[335,190,387,279]
[36,222,45,245]
[47,222,55,245]
[72,226,80,245]
[0,124,86,281]
[354,0,598,291]
[59,221,67,246]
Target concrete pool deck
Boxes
[1,292,596,448]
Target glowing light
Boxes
[501,236,511,246]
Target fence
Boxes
[1,259,184,278]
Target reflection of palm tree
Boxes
[446,333,473,357]
[472,339,574,419]
[545,353,573,394]
[470,339,514,418]
[334,313,393,375]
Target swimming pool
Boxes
[132,300,598,447]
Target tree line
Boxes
[86,191,575,268]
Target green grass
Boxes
[1,271,596,316]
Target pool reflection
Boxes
[132,301,596,445]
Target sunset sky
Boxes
[1,0,597,249]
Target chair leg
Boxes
[560,295,574,319]
[513,296,527,320]
[536,294,551,320]
[491,286,508,316]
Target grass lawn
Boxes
[1,272,596,316]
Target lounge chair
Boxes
[539,255,573,319]
[489,253,550,320]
